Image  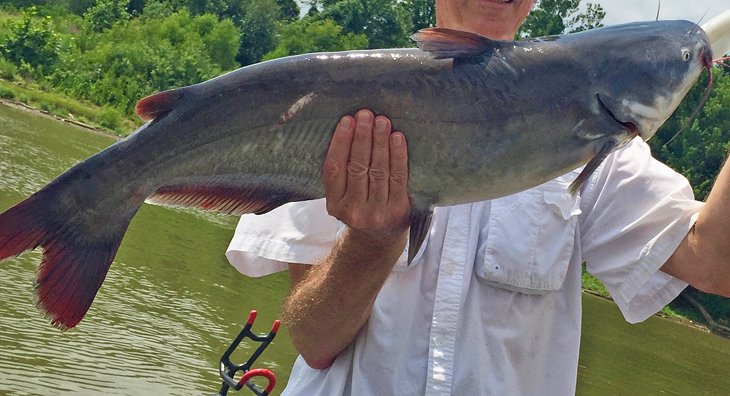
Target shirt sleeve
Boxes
[579,139,702,324]
[225,199,342,277]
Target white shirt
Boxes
[226,139,701,395]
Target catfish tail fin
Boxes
[0,185,138,330]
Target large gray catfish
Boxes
[0,21,713,329]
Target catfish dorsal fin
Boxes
[135,89,184,122]
[410,27,497,59]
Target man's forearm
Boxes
[663,150,730,296]
[283,110,410,369]
[282,228,407,369]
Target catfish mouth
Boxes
[596,94,640,138]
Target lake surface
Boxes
[1,103,730,395]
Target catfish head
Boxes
[520,20,715,194]
[586,20,712,142]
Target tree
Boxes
[320,0,412,49]
[568,2,605,32]
[306,0,321,16]
[0,6,61,75]
[84,0,132,32]
[275,0,299,22]
[187,0,229,16]
[401,0,435,31]
[50,8,234,113]
[263,18,367,60]
[202,16,240,70]
[650,70,730,201]
[127,0,145,15]
[68,0,97,15]
[518,0,605,38]
[236,0,279,65]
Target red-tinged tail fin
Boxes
[0,194,46,262]
[0,188,136,330]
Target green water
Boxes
[1,103,730,395]
[0,105,296,395]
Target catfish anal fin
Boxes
[408,205,433,264]
[410,27,498,59]
[147,181,314,216]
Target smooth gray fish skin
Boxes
[0,20,712,330]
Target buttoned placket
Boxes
[425,204,475,395]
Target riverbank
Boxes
[0,78,138,136]
[0,97,121,139]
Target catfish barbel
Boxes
[0,20,713,329]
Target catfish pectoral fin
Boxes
[569,139,619,196]
[408,204,434,264]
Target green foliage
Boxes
[263,18,367,60]
[236,0,278,66]
[319,0,412,49]
[0,6,61,75]
[0,84,15,99]
[127,0,145,15]
[68,0,97,15]
[581,264,609,298]
[649,69,730,201]
[140,0,177,18]
[275,0,299,22]
[0,57,17,79]
[401,0,435,31]
[518,0,605,38]
[569,3,605,33]
[83,0,131,32]
[187,0,229,17]
[51,9,237,113]
[0,0,49,7]
[98,105,122,130]
[200,15,239,70]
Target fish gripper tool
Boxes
[215,310,280,396]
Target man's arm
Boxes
[280,110,410,369]
[662,151,730,297]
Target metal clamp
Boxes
[215,310,280,396]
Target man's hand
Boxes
[322,109,411,242]
[281,110,411,369]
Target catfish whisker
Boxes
[665,53,714,146]
[690,8,712,35]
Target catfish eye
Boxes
[682,49,691,61]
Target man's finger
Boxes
[344,109,375,202]
[369,116,391,206]
[388,131,409,205]
[323,116,354,202]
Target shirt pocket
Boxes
[476,173,582,294]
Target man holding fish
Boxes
[225,0,730,394]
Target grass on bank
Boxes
[0,76,139,135]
